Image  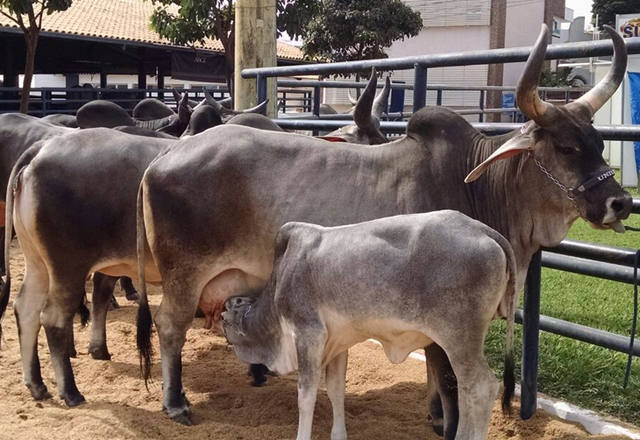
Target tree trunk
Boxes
[20,31,38,114]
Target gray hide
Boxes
[76,100,135,128]
[222,211,517,440]
[41,114,78,128]
[133,98,175,120]
[135,26,631,427]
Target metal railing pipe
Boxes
[514,310,640,356]
[243,37,640,78]
[544,240,638,268]
[272,119,640,141]
[541,252,640,285]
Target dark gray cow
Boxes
[135,24,631,427]
[76,94,191,137]
[0,114,72,272]
[317,71,390,144]
[222,211,517,440]
[0,129,175,406]
[181,91,269,137]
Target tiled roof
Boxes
[0,0,304,61]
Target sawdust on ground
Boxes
[0,240,631,439]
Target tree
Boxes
[0,0,72,113]
[302,0,423,78]
[150,0,320,92]
[592,0,639,29]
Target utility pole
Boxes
[234,0,277,117]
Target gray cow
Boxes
[135,25,631,428]
[222,211,517,440]
[0,129,175,405]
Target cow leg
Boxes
[65,319,77,358]
[0,227,5,276]
[14,264,50,401]
[41,279,86,407]
[89,273,118,360]
[425,344,459,439]
[155,282,200,425]
[119,276,139,302]
[445,346,498,440]
[295,327,327,440]
[326,350,348,440]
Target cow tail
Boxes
[493,230,517,414]
[0,144,43,348]
[78,294,90,327]
[136,177,153,387]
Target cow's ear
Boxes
[464,131,534,183]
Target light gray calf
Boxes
[222,210,516,440]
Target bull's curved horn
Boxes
[353,68,378,129]
[372,75,391,119]
[566,25,627,118]
[516,24,558,126]
[172,89,182,102]
[347,91,358,105]
[241,99,268,115]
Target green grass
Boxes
[484,177,640,426]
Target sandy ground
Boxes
[0,240,632,440]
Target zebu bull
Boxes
[222,211,517,440]
[135,24,631,428]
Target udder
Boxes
[198,268,265,330]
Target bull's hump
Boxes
[407,106,477,141]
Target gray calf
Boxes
[222,210,516,440]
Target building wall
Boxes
[503,0,545,87]
[326,0,492,109]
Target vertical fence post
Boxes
[312,86,321,136]
[413,64,427,112]
[521,249,541,420]
[479,90,485,122]
[436,89,442,106]
[257,74,267,105]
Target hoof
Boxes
[248,364,269,387]
[164,406,193,425]
[27,383,52,401]
[125,291,140,302]
[63,392,86,407]
[108,295,120,311]
[430,419,444,437]
[88,345,111,361]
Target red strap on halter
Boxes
[315,136,347,142]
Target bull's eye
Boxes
[556,145,575,155]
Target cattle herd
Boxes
[0,24,633,440]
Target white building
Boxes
[325,0,567,112]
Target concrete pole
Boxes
[234,0,277,117]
